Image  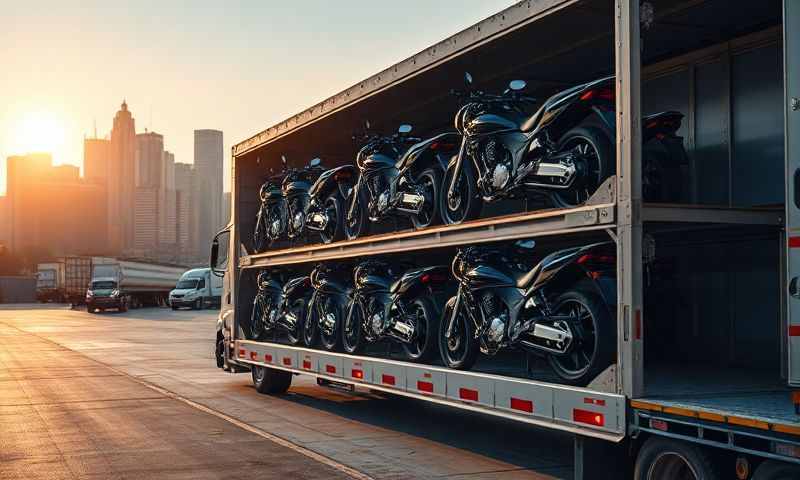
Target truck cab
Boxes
[169,268,222,310]
[86,278,126,313]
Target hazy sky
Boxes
[0,0,516,194]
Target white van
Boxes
[169,268,222,310]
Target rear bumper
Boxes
[87,297,122,308]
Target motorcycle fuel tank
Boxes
[355,270,392,293]
[357,152,396,171]
[282,179,312,196]
[466,113,519,137]
[464,264,517,290]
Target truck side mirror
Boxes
[210,228,231,277]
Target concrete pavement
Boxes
[0,306,573,479]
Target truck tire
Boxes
[87,304,96,314]
[119,302,128,313]
[194,298,203,310]
[752,460,800,480]
[251,365,292,394]
[634,437,719,480]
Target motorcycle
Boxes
[342,260,449,361]
[305,163,353,244]
[282,157,324,242]
[304,262,354,351]
[343,122,458,240]
[439,240,616,386]
[442,73,688,224]
[248,271,283,341]
[252,166,287,253]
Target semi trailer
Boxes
[212,1,800,478]
[86,259,186,313]
[35,262,65,302]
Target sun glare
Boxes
[11,110,66,157]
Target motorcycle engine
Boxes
[377,191,390,212]
[481,292,506,355]
[480,138,511,192]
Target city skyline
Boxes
[0,0,514,196]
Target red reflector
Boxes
[584,397,606,406]
[510,397,534,413]
[459,388,479,402]
[790,326,800,337]
[417,381,433,393]
[423,372,432,379]
[635,310,642,340]
[250,352,257,360]
[650,419,668,432]
[238,349,245,357]
[302,360,311,369]
[382,374,396,386]
[265,354,272,363]
[573,409,605,427]
[282,357,291,366]
[351,369,363,379]
[790,236,800,248]
[325,364,336,374]
[421,274,430,283]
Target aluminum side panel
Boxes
[785,0,800,386]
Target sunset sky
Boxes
[0,0,515,195]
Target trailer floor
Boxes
[641,365,798,427]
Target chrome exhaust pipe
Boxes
[395,193,425,214]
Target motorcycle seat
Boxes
[520,105,544,133]
[514,264,541,289]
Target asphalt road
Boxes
[0,305,573,479]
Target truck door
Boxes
[786,0,800,386]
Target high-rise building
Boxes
[133,186,159,252]
[174,162,198,259]
[223,191,231,225]
[83,137,110,185]
[109,101,136,253]
[135,131,164,188]
[193,129,223,250]
[159,151,177,250]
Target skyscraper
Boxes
[193,129,223,249]
[174,162,198,259]
[83,137,110,185]
[135,131,164,188]
[109,101,136,253]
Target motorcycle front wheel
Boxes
[249,296,271,341]
[437,296,479,370]
[550,126,612,209]
[319,194,344,244]
[441,160,482,225]
[402,297,438,362]
[411,167,443,230]
[319,297,343,351]
[546,288,614,386]
[284,297,307,346]
[252,208,267,253]
[266,204,286,246]
[344,190,369,241]
[341,300,364,355]
[302,297,318,348]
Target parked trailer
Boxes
[36,262,65,302]
[87,259,186,313]
[213,1,800,478]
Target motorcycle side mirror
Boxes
[464,72,473,86]
[397,124,412,135]
[281,155,287,166]
[509,80,527,91]
[309,158,321,167]
[514,239,536,250]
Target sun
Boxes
[11,110,66,156]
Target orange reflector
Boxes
[459,388,479,402]
[417,380,433,393]
[510,397,534,413]
[351,369,363,379]
[423,372,432,378]
[238,349,245,357]
[584,397,606,406]
[574,408,605,427]
[325,364,336,374]
[382,374,395,386]
[250,352,257,360]
[302,360,312,370]
[282,357,291,366]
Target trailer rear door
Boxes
[785,0,800,386]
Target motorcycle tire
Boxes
[438,296,479,370]
[411,167,443,230]
[285,297,306,346]
[252,208,267,253]
[402,297,439,362]
[344,189,369,241]
[319,193,344,244]
[550,126,612,209]
[546,288,614,386]
[266,204,285,246]
[319,298,343,351]
[249,297,271,342]
[302,297,318,348]
[341,300,365,355]
[441,159,482,225]
[287,198,306,240]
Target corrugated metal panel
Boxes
[0,276,36,303]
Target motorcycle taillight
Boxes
[580,88,614,102]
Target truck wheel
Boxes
[251,365,292,394]
[752,460,800,480]
[194,298,203,310]
[87,305,96,314]
[634,437,719,480]
[215,332,225,369]
[119,302,128,313]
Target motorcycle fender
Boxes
[524,242,612,296]
[394,265,449,299]
[283,277,312,304]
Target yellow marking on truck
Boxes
[629,400,662,412]
[663,406,699,418]
[772,423,800,436]
[727,415,771,430]
[697,411,726,423]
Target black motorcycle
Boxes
[305,164,353,244]
[252,167,287,252]
[304,262,354,351]
[342,260,448,361]
[442,73,687,224]
[248,271,283,341]
[343,123,458,240]
[282,157,324,242]
[439,240,616,386]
